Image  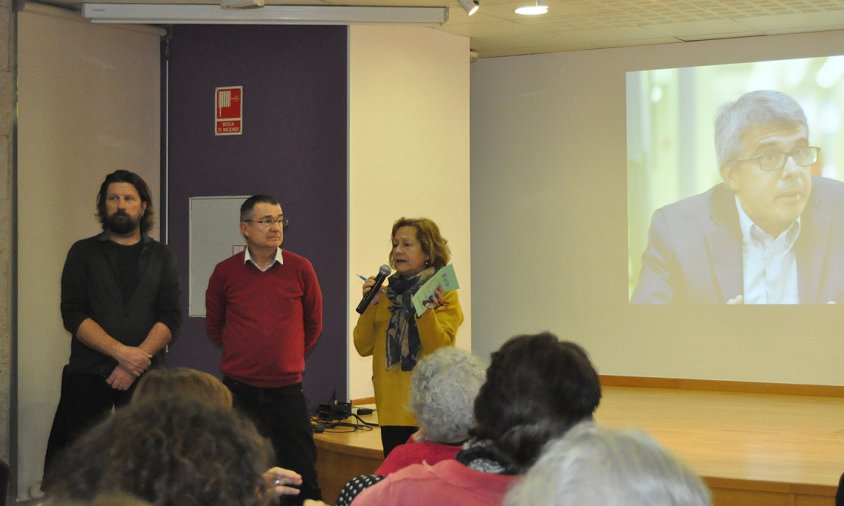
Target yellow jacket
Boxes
[353,290,463,426]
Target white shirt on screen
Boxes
[736,197,800,304]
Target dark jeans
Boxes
[43,366,135,489]
[224,377,321,504]
[380,425,419,458]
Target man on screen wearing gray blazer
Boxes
[631,90,844,304]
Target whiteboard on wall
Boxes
[189,196,248,316]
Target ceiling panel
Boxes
[40,0,844,57]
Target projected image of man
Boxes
[632,90,844,304]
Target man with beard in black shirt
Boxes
[42,170,181,490]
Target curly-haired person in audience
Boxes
[40,491,152,506]
[505,422,712,506]
[131,366,232,407]
[130,366,303,498]
[45,393,290,505]
[350,331,602,506]
[335,347,485,505]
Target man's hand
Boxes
[114,345,152,376]
[75,319,153,376]
[106,366,136,391]
[263,466,302,497]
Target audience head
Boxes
[41,491,152,506]
[46,396,274,506]
[132,367,232,408]
[409,347,486,443]
[505,422,711,506]
[472,332,601,472]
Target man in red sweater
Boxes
[206,194,323,505]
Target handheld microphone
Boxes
[356,264,391,314]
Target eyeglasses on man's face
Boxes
[243,217,289,228]
[731,146,820,173]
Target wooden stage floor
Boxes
[316,386,844,505]
[597,386,844,504]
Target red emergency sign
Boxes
[215,86,243,136]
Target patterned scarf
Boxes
[385,266,436,371]
[455,437,518,475]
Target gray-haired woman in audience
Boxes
[377,346,485,474]
[335,347,485,505]
[504,422,712,506]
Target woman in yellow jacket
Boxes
[354,217,463,457]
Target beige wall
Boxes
[347,26,471,400]
[0,0,13,489]
[16,5,162,499]
[470,30,844,385]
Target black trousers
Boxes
[380,425,419,458]
[43,366,135,489]
[224,377,321,504]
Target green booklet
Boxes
[412,264,460,315]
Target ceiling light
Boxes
[515,0,548,15]
[80,3,449,25]
[458,0,479,16]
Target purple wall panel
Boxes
[164,25,348,409]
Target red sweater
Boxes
[375,436,462,475]
[353,460,518,506]
[206,249,323,388]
